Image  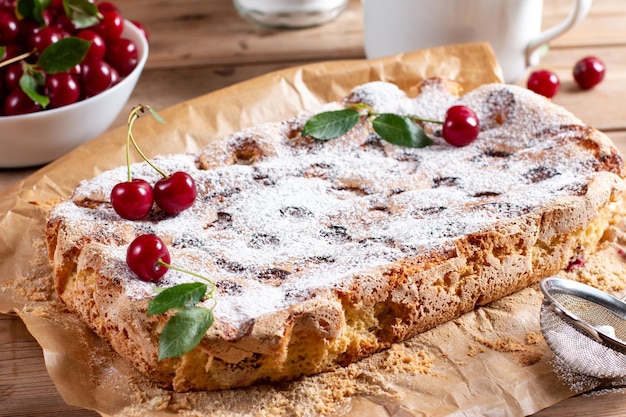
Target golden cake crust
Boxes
[46,78,626,391]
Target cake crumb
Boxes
[379,344,434,375]
[467,344,485,357]
[473,335,527,353]
[525,332,542,345]
[473,335,543,366]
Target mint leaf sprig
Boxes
[147,263,216,361]
[302,103,444,148]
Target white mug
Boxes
[362,0,592,83]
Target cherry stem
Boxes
[409,116,443,125]
[0,49,34,69]
[157,259,216,298]
[348,103,443,125]
[125,104,169,181]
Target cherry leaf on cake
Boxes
[147,282,208,316]
[158,307,214,360]
[372,113,434,148]
[302,108,360,140]
[302,101,482,149]
[304,105,437,148]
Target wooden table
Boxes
[2,0,626,415]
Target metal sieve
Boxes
[539,276,626,379]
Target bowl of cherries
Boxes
[0,0,149,168]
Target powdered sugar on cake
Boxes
[49,80,623,329]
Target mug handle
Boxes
[525,0,593,67]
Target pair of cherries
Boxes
[110,104,197,220]
[111,171,196,220]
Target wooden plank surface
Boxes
[116,0,365,68]
[2,0,626,415]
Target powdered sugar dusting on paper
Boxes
[49,81,618,328]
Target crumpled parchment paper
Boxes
[2,42,623,417]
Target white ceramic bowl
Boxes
[0,20,149,168]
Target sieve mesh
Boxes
[552,293,626,343]
[540,302,626,378]
[539,277,626,379]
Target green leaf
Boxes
[372,114,434,148]
[149,106,165,124]
[19,72,50,108]
[0,46,6,61]
[302,109,360,140]
[158,307,214,360]
[17,0,52,24]
[36,37,91,73]
[147,282,208,316]
[16,0,35,20]
[33,69,45,85]
[63,0,100,29]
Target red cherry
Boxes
[97,2,119,13]
[91,10,124,42]
[0,75,5,99]
[105,37,138,77]
[111,178,154,220]
[17,18,40,46]
[30,26,67,53]
[49,0,64,12]
[80,57,114,97]
[77,29,106,60]
[154,171,197,214]
[573,56,605,90]
[0,0,16,9]
[40,8,54,26]
[130,20,149,42]
[526,70,560,98]
[126,234,171,283]
[0,10,19,45]
[69,62,82,76]
[442,105,480,147]
[45,72,81,108]
[4,88,42,115]
[53,14,77,35]
[1,44,22,61]
[4,62,23,92]
[110,66,120,86]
